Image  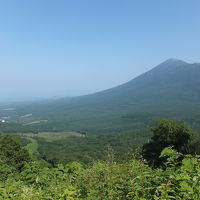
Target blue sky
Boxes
[0,0,200,102]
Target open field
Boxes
[19,131,82,142]
[24,138,39,155]
[17,131,82,157]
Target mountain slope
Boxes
[6,59,200,133]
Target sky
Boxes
[0,0,200,102]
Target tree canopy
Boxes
[0,135,31,172]
[142,120,195,166]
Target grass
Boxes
[23,131,81,142]
[19,131,81,147]
[21,131,82,157]
[24,138,39,155]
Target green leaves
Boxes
[160,147,177,158]
[180,181,193,192]
[0,135,200,199]
[143,120,195,167]
[182,158,197,172]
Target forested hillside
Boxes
[3,59,200,133]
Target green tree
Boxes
[142,120,195,166]
[0,135,31,171]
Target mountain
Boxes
[4,59,200,133]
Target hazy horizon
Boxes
[1,0,200,102]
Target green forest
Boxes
[0,120,200,199]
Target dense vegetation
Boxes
[0,122,37,134]
[0,120,200,199]
[142,120,196,166]
[35,129,150,165]
[0,138,200,199]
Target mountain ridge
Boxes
[3,58,200,133]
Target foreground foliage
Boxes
[142,120,195,166]
[0,119,200,200]
[0,140,200,199]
